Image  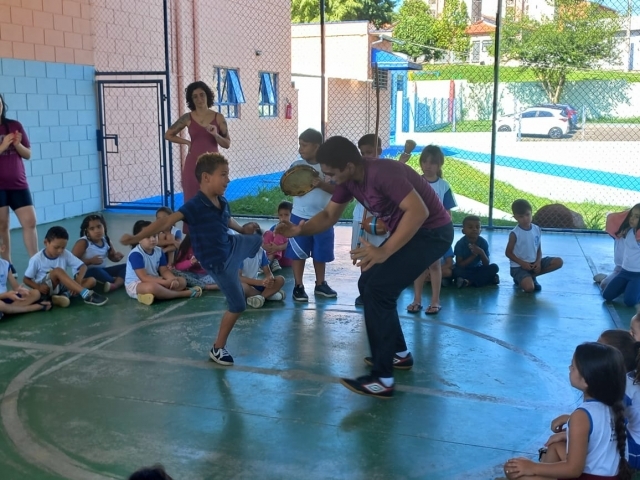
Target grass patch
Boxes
[587,116,640,124]
[411,64,640,84]
[433,120,493,132]
[230,155,625,230]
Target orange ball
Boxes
[362,216,388,235]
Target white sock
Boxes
[379,377,394,387]
[395,350,409,358]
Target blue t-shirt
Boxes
[454,236,490,268]
[179,191,232,269]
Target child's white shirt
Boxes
[24,249,84,283]
[0,258,10,294]
[622,229,640,272]
[509,224,541,267]
[80,236,110,269]
[125,245,167,285]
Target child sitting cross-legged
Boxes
[262,200,293,272]
[240,240,286,309]
[124,220,202,305]
[453,215,500,288]
[23,226,108,307]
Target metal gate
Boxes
[97,80,173,210]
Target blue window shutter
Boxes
[264,73,275,104]
[228,70,245,104]
[259,73,268,104]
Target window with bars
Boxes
[372,69,388,90]
[259,72,278,118]
[213,67,245,119]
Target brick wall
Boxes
[2,58,101,227]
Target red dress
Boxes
[182,113,220,203]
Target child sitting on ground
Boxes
[0,238,49,318]
[505,199,563,293]
[124,220,202,305]
[240,235,286,308]
[155,207,183,266]
[453,215,500,288]
[172,234,219,291]
[23,226,108,307]
[71,214,126,293]
[262,200,293,272]
[421,251,454,287]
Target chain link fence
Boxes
[90,0,640,229]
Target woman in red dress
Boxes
[0,93,38,264]
[164,81,230,203]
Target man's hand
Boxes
[350,238,390,271]
[275,220,303,238]
[120,234,135,246]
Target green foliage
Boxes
[499,0,622,103]
[392,0,439,60]
[410,64,640,84]
[291,0,396,28]
[433,0,470,57]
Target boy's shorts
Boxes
[285,214,334,262]
[125,281,141,299]
[510,256,554,284]
[44,273,68,296]
[207,234,263,313]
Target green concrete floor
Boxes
[0,213,634,480]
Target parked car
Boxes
[534,103,578,129]
[496,107,569,139]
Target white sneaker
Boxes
[266,290,286,301]
[270,259,282,272]
[102,281,111,293]
[246,295,265,308]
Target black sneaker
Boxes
[293,284,308,302]
[364,352,414,370]
[533,280,542,292]
[354,295,364,306]
[84,291,108,306]
[456,277,469,288]
[314,281,337,298]
[340,375,394,398]
[209,346,234,366]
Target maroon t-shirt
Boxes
[0,121,30,190]
[331,159,451,233]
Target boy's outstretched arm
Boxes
[120,212,184,246]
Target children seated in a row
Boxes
[0,237,50,319]
[124,220,203,305]
[506,199,563,292]
[601,204,640,307]
[263,200,292,272]
[156,207,183,266]
[72,214,126,293]
[24,226,108,307]
[240,242,286,308]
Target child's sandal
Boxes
[188,286,203,298]
[39,301,52,311]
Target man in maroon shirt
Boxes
[277,136,453,398]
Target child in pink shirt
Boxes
[172,234,218,290]
[262,201,292,272]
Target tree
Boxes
[499,0,621,103]
[434,0,470,58]
[291,0,396,28]
[392,0,439,60]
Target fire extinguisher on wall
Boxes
[285,98,292,120]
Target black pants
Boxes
[358,223,454,378]
[453,264,499,287]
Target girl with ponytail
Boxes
[504,342,631,480]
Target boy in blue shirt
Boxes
[121,153,262,366]
[453,215,499,288]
